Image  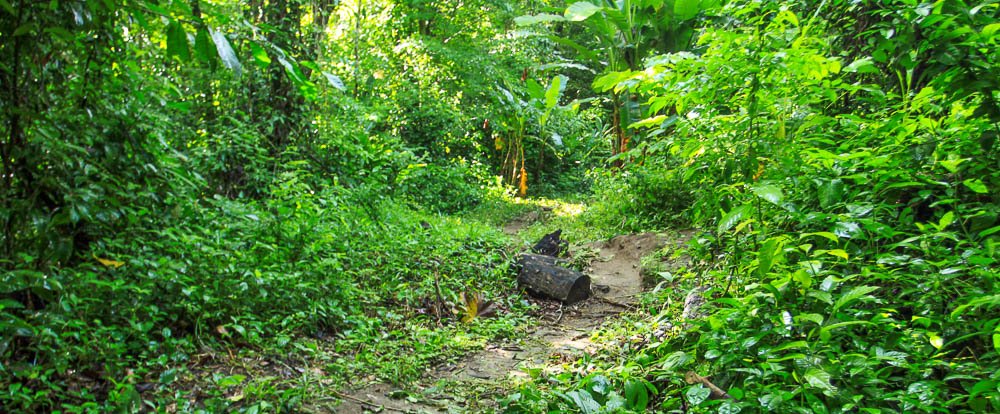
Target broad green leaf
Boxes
[592,70,633,92]
[537,62,593,72]
[194,28,213,65]
[982,22,1000,36]
[0,299,25,310]
[673,0,700,20]
[544,75,566,109]
[767,353,806,362]
[795,313,824,325]
[979,225,1000,238]
[963,178,988,194]
[564,2,602,22]
[629,114,668,129]
[661,351,691,371]
[818,179,845,208]
[144,1,170,17]
[972,380,998,397]
[166,21,190,61]
[834,285,878,311]
[792,270,813,289]
[250,42,271,69]
[216,374,246,387]
[950,295,1000,317]
[758,237,784,276]
[159,368,178,384]
[277,56,306,84]
[718,400,742,414]
[210,29,242,76]
[322,72,345,91]
[685,384,710,406]
[801,232,839,243]
[624,380,649,411]
[0,0,15,15]
[818,249,848,260]
[883,181,926,190]
[566,390,601,414]
[13,22,37,36]
[843,57,878,74]
[803,368,837,394]
[514,13,565,26]
[993,328,999,353]
[937,211,955,230]
[605,392,625,411]
[588,375,611,396]
[929,333,943,349]
[718,205,751,234]
[939,158,966,173]
[833,222,861,239]
[752,184,784,205]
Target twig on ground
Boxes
[552,302,565,324]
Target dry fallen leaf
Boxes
[459,291,496,323]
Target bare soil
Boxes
[334,222,667,413]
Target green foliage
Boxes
[0,0,583,411]
[506,0,1000,412]
[8,0,997,411]
[395,161,486,214]
[1,178,529,410]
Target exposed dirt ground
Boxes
[334,217,667,413]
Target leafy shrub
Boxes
[506,1,1000,412]
[394,161,486,214]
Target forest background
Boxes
[1,0,998,412]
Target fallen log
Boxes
[516,253,590,304]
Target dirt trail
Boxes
[335,219,665,413]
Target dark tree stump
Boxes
[516,253,590,304]
[532,229,567,257]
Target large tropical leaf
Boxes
[515,13,566,26]
[210,29,242,76]
[673,0,701,20]
[166,20,190,61]
[565,2,603,22]
[544,75,567,109]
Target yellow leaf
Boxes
[929,333,943,349]
[825,249,849,260]
[461,291,481,323]
[753,160,766,181]
[93,254,124,268]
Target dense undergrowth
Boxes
[2,176,543,411]
[504,1,999,413]
[1,0,594,410]
[3,0,998,412]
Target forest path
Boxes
[334,213,667,413]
